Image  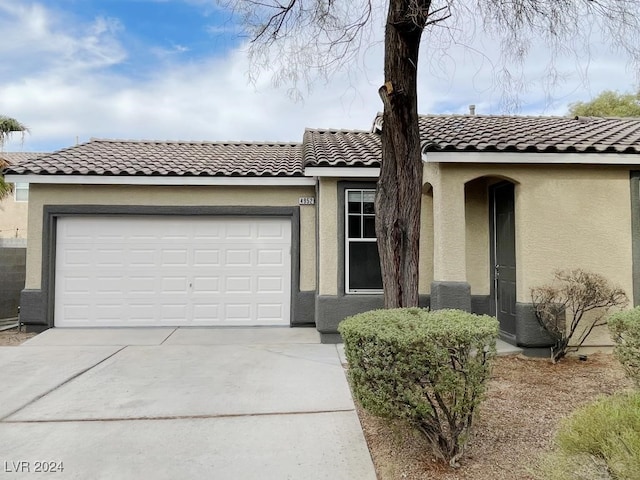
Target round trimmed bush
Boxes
[338,308,498,466]
[609,307,640,388]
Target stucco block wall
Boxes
[0,246,26,318]
[0,193,28,239]
[25,184,316,292]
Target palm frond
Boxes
[0,116,29,146]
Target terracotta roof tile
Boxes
[414,115,640,154]
[302,129,381,168]
[7,115,640,177]
[303,114,640,168]
[5,140,303,177]
[0,152,47,168]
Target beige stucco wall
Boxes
[317,177,434,296]
[464,178,490,295]
[418,192,434,294]
[0,189,28,238]
[427,163,633,299]
[25,184,316,291]
[317,179,338,295]
[427,163,633,346]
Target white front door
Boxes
[54,216,291,327]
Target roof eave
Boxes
[423,150,640,165]
[4,174,317,187]
[304,166,380,178]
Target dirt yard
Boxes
[0,329,36,346]
[358,353,633,480]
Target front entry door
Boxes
[491,183,517,337]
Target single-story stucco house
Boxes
[4,114,640,347]
[0,152,46,240]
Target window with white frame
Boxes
[345,189,383,293]
[14,183,28,202]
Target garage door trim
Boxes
[37,205,302,328]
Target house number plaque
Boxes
[299,197,316,205]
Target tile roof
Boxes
[5,140,303,177]
[302,129,381,168]
[303,114,640,168]
[0,152,47,168]
[412,115,640,153]
[7,115,640,177]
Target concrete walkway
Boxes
[0,327,376,480]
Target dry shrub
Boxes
[531,269,628,363]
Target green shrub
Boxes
[536,392,640,480]
[338,308,498,467]
[609,308,640,388]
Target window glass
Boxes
[363,216,376,238]
[348,215,361,238]
[347,191,362,213]
[14,183,28,202]
[345,188,382,292]
[363,191,375,214]
[349,242,383,290]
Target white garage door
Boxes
[55,216,291,327]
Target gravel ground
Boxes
[0,329,36,345]
[357,353,633,480]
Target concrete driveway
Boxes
[0,327,376,479]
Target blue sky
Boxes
[1,0,639,152]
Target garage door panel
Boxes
[257,221,287,238]
[192,304,220,321]
[224,304,252,320]
[63,276,91,293]
[257,276,284,293]
[193,249,220,266]
[129,249,156,266]
[55,216,291,327]
[257,249,285,265]
[225,249,252,266]
[129,276,156,293]
[192,276,220,294]
[161,276,189,294]
[63,249,92,266]
[161,249,189,266]
[160,303,189,320]
[95,276,124,293]
[129,303,157,321]
[257,304,284,320]
[225,223,253,239]
[94,304,125,322]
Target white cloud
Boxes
[1,0,639,153]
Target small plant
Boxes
[535,391,640,480]
[609,307,640,388]
[531,269,628,363]
[338,308,498,467]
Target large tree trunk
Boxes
[376,0,429,308]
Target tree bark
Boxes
[376,0,429,308]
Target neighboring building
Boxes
[5,115,640,349]
[0,152,46,240]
